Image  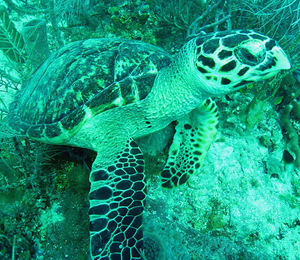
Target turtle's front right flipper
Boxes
[89,139,146,260]
[161,98,218,188]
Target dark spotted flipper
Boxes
[161,98,218,188]
[89,139,146,260]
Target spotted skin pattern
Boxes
[89,140,146,260]
[161,98,218,188]
[194,30,284,90]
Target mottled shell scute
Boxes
[27,125,45,138]
[8,38,172,142]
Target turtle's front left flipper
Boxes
[89,139,146,260]
[161,98,218,188]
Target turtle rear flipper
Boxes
[89,139,146,260]
[161,98,218,188]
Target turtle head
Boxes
[193,30,291,96]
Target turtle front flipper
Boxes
[161,98,218,188]
[89,139,146,260]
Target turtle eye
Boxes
[234,39,266,66]
[237,49,257,65]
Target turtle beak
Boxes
[272,45,291,70]
[259,46,291,80]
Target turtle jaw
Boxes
[273,46,291,70]
[235,45,291,85]
[258,45,291,80]
[209,45,291,94]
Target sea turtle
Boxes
[8,30,290,260]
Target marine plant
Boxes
[0,0,299,259]
[0,5,25,64]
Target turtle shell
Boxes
[8,38,172,142]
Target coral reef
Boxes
[0,0,299,259]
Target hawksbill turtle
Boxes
[7,30,290,260]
